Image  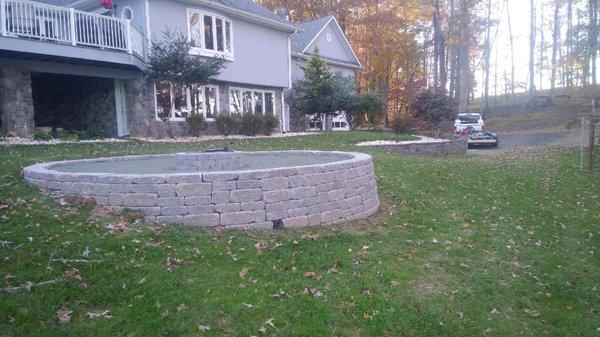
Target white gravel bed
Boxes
[0,137,128,146]
[0,132,317,146]
[133,132,316,142]
[356,136,449,147]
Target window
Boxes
[155,83,220,121]
[187,9,233,59]
[229,88,276,115]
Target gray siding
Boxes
[291,57,356,83]
[304,23,354,64]
[148,0,291,89]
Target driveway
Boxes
[468,130,572,155]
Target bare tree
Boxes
[588,0,598,85]
[539,1,545,90]
[566,0,573,87]
[432,0,447,90]
[529,0,537,99]
[483,0,492,112]
[505,0,515,98]
[551,0,560,98]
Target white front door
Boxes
[114,79,130,137]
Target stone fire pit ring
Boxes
[22,151,380,230]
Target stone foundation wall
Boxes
[126,79,284,138]
[363,138,467,156]
[23,151,380,230]
[0,67,35,138]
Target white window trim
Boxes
[229,87,276,115]
[186,9,234,61]
[154,84,220,122]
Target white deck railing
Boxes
[0,0,144,57]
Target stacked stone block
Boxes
[22,151,380,230]
[175,152,247,172]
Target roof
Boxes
[291,15,362,68]
[209,0,289,25]
[290,16,333,53]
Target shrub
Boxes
[79,128,105,140]
[34,131,53,141]
[261,114,279,135]
[411,89,456,135]
[392,115,412,134]
[238,113,262,136]
[186,113,208,137]
[55,130,79,141]
[0,131,6,140]
[215,115,239,136]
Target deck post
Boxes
[0,0,7,37]
[69,7,76,45]
[126,20,132,54]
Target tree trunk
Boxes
[567,0,573,87]
[457,2,470,113]
[588,0,598,85]
[539,3,545,90]
[483,0,492,113]
[551,0,560,99]
[529,0,537,100]
[506,0,516,98]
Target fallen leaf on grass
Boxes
[86,310,113,319]
[522,308,540,317]
[303,271,316,278]
[239,267,249,278]
[57,307,72,325]
[0,204,8,212]
[176,303,187,312]
[62,269,82,283]
[198,325,211,332]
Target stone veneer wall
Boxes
[363,138,467,156]
[22,151,380,230]
[0,66,35,138]
[126,78,284,138]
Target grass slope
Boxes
[0,132,598,337]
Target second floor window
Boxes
[187,10,233,59]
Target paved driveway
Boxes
[468,130,571,155]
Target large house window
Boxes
[155,83,220,121]
[229,88,275,115]
[187,10,233,59]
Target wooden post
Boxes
[69,8,76,45]
[126,20,132,54]
[0,0,7,37]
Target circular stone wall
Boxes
[22,151,380,230]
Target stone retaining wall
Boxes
[22,151,380,230]
[363,138,467,156]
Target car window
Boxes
[457,115,480,124]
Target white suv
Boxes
[454,113,484,133]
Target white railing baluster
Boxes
[126,20,131,53]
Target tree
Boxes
[551,0,560,98]
[529,0,537,100]
[345,91,385,130]
[289,49,346,131]
[145,30,224,136]
[506,0,515,98]
[412,89,457,136]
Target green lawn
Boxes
[0,132,598,337]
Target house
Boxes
[286,15,362,132]
[0,0,297,138]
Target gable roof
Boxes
[291,15,361,68]
[209,0,288,25]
